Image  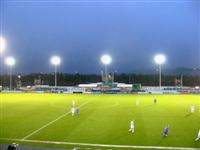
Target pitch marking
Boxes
[22,101,89,140]
[0,138,199,150]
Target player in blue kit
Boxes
[163,125,169,137]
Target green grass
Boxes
[0,93,200,149]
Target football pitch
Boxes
[0,93,200,150]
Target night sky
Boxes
[1,0,200,74]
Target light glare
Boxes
[101,54,112,65]
[5,56,15,66]
[51,56,61,66]
[154,54,166,65]
[0,36,7,53]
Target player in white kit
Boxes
[129,120,135,133]
[195,130,200,141]
[72,100,76,107]
[136,100,140,106]
[191,105,195,113]
[71,107,75,116]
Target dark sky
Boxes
[1,0,200,74]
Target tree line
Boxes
[0,73,199,87]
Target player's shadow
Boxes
[156,137,165,145]
[184,113,192,118]
[141,104,154,109]
[194,140,200,147]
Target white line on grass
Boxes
[21,101,89,140]
[0,138,199,150]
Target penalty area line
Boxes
[21,101,89,140]
[0,138,199,150]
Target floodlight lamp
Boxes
[154,54,166,65]
[0,36,7,53]
[101,54,112,65]
[5,56,15,66]
[51,56,61,66]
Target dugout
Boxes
[132,84,142,92]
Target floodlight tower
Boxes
[0,36,7,75]
[154,54,166,89]
[101,54,112,82]
[5,56,15,90]
[0,36,7,91]
[0,36,7,54]
[50,56,61,87]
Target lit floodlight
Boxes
[154,54,166,89]
[5,56,15,66]
[50,55,61,87]
[101,54,112,83]
[0,36,7,53]
[101,54,112,65]
[154,54,166,65]
[5,56,15,90]
[51,56,61,66]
